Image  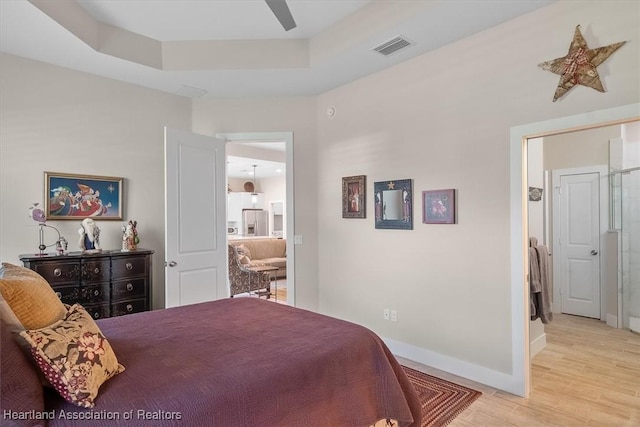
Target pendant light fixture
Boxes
[251,164,258,206]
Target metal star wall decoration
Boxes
[538,25,626,102]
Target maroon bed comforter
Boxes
[45,298,421,427]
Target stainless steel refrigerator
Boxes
[242,209,269,237]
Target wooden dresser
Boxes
[19,249,153,320]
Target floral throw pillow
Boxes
[19,304,125,408]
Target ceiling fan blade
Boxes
[265,0,297,31]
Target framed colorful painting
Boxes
[342,175,366,218]
[44,172,123,220]
[422,189,456,224]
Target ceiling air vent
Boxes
[373,36,412,56]
[175,85,207,98]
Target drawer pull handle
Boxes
[126,262,133,270]
[54,268,61,277]
[126,304,133,312]
[94,290,100,296]
[94,312,100,319]
[55,291,62,299]
[126,283,134,291]
[94,267,100,274]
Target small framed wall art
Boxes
[422,189,456,224]
[374,179,412,230]
[45,171,123,220]
[528,187,543,202]
[342,175,366,218]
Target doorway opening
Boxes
[510,103,639,397]
[216,131,295,306]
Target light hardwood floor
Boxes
[259,278,287,304]
[400,313,640,426]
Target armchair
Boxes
[228,244,271,297]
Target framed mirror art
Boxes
[374,179,412,230]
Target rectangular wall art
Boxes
[45,172,123,220]
[422,189,456,224]
[342,175,366,218]
[374,179,412,230]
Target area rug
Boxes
[402,365,481,427]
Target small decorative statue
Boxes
[78,218,101,253]
[55,236,68,256]
[122,220,139,252]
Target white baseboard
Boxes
[630,316,640,333]
[606,313,618,328]
[529,332,546,358]
[383,336,524,397]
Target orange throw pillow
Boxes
[0,262,67,330]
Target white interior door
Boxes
[558,172,601,318]
[164,127,228,308]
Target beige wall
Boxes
[0,54,192,310]
[315,0,639,381]
[1,0,638,394]
[544,125,621,171]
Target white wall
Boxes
[315,0,639,391]
[260,175,287,237]
[622,121,640,169]
[0,54,192,310]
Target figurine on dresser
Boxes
[78,218,101,252]
[122,220,139,251]
[55,236,68,256]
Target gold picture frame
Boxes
[45,171,123,220]
[342,175,366,219]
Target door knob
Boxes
[167,261,178,267]
[591,250,598,255]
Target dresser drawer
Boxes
[112,256,148,278]
[81,260,110,281]
[80,282,110,304]
[51,285,80,305]
[111,298,147,317]
[33,261,80,285]
[111,278,147,301]
[84,303,111,320]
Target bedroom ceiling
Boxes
[0,0,555,99]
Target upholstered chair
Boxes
[228,244,271,297]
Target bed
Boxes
[2,297,421,427]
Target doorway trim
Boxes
[551,165,609,320]
[216,131,295,306]
[510,103,639,397]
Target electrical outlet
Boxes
[383,308,390,320]
[390,310,398,322]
